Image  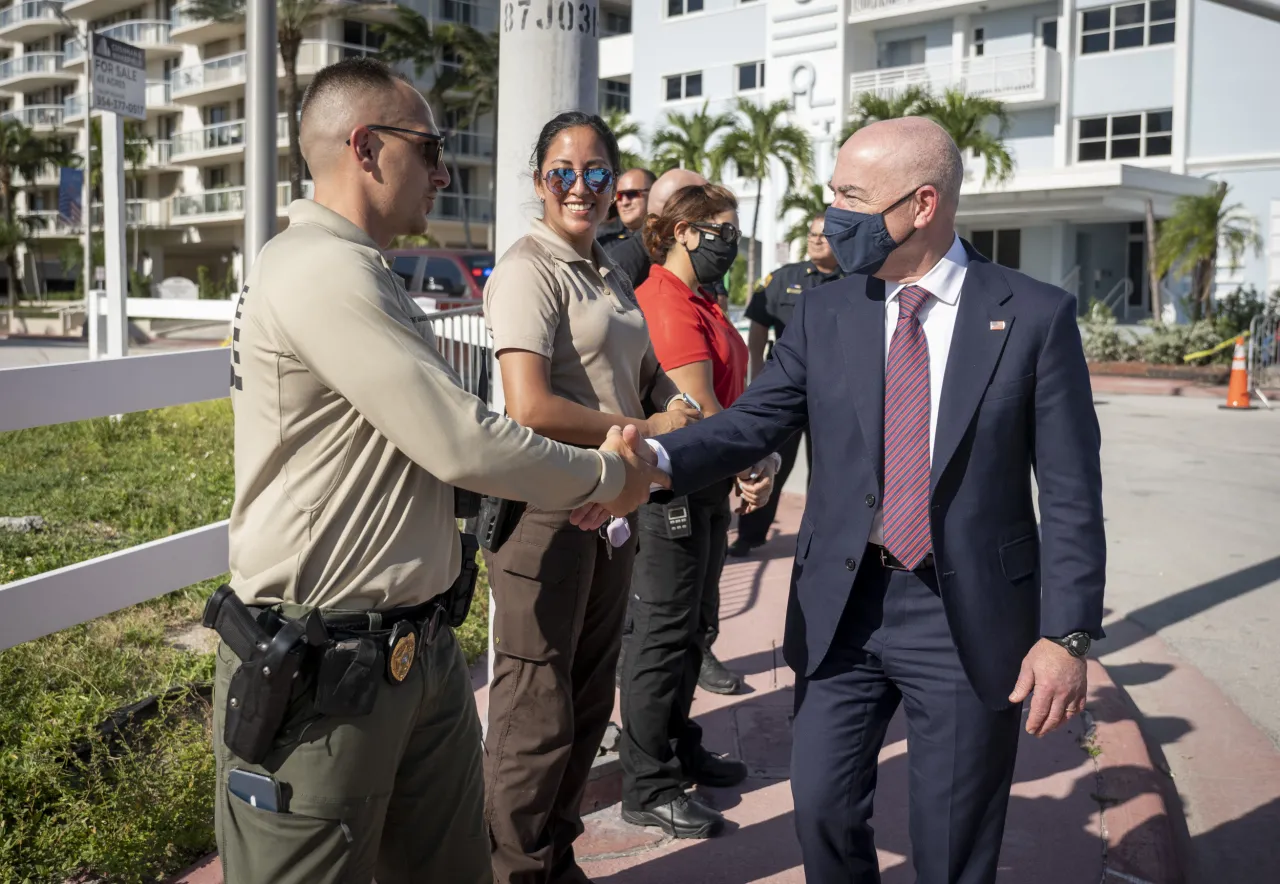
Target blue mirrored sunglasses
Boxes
[543,167,615,196]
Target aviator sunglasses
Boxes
[543,167,615,197]
[347,125,445,169]
[691,221,741,245]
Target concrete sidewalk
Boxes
[172,493,1179,884]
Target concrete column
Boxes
[494,0,599,259]
[952,14,970,85]
[1171,0,1195,174]
[102,114,128,359]
[1057,1,1075,169]
[244,0,278,274]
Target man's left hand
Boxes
[734,456,777,514]
[1008,639,1087,737]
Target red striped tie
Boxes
[883,284,933,569]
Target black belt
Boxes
[315,597,448,645]
[870,544,935,572]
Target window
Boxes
[423,257,466,296]
[664,71,702,101]
[973,28,985,57]
[601,78,631,113]
[737,61,765,92]
[602,9,632,35]
[342,19,383,50]
[971,229,1021,269]
[442,0,482,25]
[391,256,420,290]
[1039,18,1059,49]
[207,166,229,189]
[1080,1,1176,54]
[667,0,704,16]
[1077,110,1173,161]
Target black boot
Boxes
[622,793,725,839]
[698,648,742,695]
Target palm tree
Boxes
[712,98,814,290]
[650,102,735,177]
[778,183,830,258]
[1155,180,1263,321]
[603,108,646,172]
[376,9,498,248]
[841,86,929,142]
[0,119,80,304]
[187,0,328,201]
[918,88,1014,185]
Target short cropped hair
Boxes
[300,57,410,132]
[643,184,739,264]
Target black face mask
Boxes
[686,229,739,286]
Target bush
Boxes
[1212,285,1278,341]
[1138,320,1226,365]
[1080,301,1139,363]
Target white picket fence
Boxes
[0,306,496,652]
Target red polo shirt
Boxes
[636,264,747,409]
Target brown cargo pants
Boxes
[483,506,637,884]
[213,613,490,884]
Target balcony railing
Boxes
[146,79,173,106]
[0,1,64,31]
[849,0,949,16]
[171,181,315,220]
[849,47,1060,107]
[450,130,494,159]
[64,92,83,118]
[170,1,204,30]
[171,112,291,159]
[90,199,170,228]
[437,193,493,223]
[0,52,71,84]
[20,209,76,236]
[172,42,377,97]
[67,19,177,60]
[1,104,65,128]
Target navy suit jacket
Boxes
[653,242,1106,709]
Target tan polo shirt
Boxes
[227,200,625,611]
[483,219,665,420]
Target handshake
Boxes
[569,424,777,532]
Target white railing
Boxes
[1,104,64,127]
[90,198,170,228]
[436,193,494,222]
[0,0,63,31]
[171,113,290,159]
[1059,266,1081,300]
[146,79,173,106]
[1100,278,1136,320]
[20,209,76,235]
[0,52,70,83]
[0,305,496,652]
[850,0,951,15]
[147,139,174,166]
[170,181,315,220]
[14,162,61,186]
[64,92,83,118]
[850,48,1058,104]
[172,42,377,96]
[170,1,205,30]
[451,130,495,159]
[99,19,174,48]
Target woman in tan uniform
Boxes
[481,111,700,884]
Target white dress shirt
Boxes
[869,233,969,544]
[645,234,971,542]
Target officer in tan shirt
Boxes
[211,59,660,884]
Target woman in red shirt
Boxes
[619,183,777,839]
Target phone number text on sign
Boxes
[503,0,598,36]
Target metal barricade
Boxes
[422,304,494,406]
[1248,307,1279,409]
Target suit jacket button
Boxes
[845,558,857,571]
[865,494,876,507]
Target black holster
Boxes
[468,495,521,554]
[444,532,481,628]
[203,585,320,764]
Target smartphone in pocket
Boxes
[227,768,285,812]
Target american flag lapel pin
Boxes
[990,320,1006,331]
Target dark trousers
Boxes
[483,506,637,884]
[791,555,1022,884]
[734,427,811,546]
[620,481,733,810]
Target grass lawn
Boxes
[0,401,489,883]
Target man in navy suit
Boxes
[637,118,1106,882]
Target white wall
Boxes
[1072,47,1176,119]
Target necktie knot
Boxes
[898,285,931,320]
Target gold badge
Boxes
[388,628,417,683]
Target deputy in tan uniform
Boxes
[209,58,659,884]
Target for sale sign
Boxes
[91,34,145,121]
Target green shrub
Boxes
[1138,320,1226,365]
[1080,301,1139,363]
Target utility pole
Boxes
[493,1,600,259]
[244,0,278,277]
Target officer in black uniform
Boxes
[729,214,845,557]
[597,167,655,287]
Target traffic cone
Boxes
[1220,336,1256,410]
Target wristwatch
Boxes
[1047,632,1092,658]
[664,392,702,414]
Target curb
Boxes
[1086,658,1184,884]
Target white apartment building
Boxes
[0,0,497,293]
[601,0,1280,321]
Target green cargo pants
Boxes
[212,620,491,884]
